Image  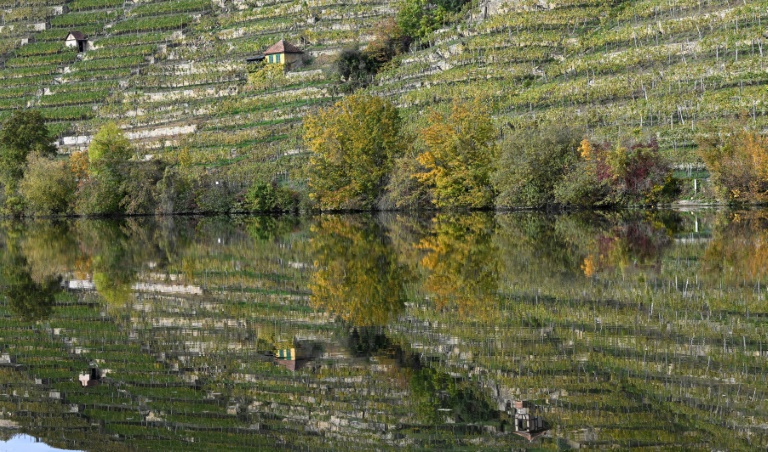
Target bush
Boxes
[553,157,609,207]
[194,175,238,214]
[244,181,298,213]
[493,126,581,209]
[335,48,380,90]
[334,20,409,91]
[119,160,166,215]
[366,18,411,65]
[699,128,768,204]
[246,64,287,91]
[602,138,675,204]
[554,137,677,207]
[74,175,123,216]
[19,155,76,216]
[157,167,197,215]
[396,0,468,42]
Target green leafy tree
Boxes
[415,100,497,209]
[304,94,406,210]
[0,110,57,212]
[88,122,132,175]
[396,0,467,42]
[76,122,133,215]
[0,228,61,322]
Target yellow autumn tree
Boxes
[415,100,496,209]
[304,94,406,210]
[308,216,409,326]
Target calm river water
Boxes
[0,209,766,450]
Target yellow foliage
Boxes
[246,64,287,91]
[581,255,596,277]
[415,100,496,209]
[304,94,405,210]
[415,213,498,319]
[69,151,89,181]
[700,129,768,203]
[308,216,408,326]
[579,138,593,161]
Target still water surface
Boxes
[0,210,766,450]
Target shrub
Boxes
[244,181,298,213]
[157,167,196,214]
[603,138,675,204]
[194,175,238,214]
[19,155,76,216]
[74,173,123,216]
[493,126,581,209]
[699,128,768,204]
[246,64,287,91]
[334,48,380,90]
[119,160,166,215]
[396,0,468,42]
[366,18,411,65]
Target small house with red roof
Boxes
[263,39,304,69]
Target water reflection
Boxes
[0,223,63,322]
[309,215,409,326]
[0,210,765,449]
[0,434,82,452]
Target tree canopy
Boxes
[0,110,57,212]
[415,100,497,209]
[304,94,406,210]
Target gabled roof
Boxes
[66,30,87,40]
[263,40,303,55]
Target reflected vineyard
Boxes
[0,210,766,450]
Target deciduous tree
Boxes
[304,94,406,210]
[415,100,496,209]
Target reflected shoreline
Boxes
[0,208,764,449]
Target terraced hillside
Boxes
[0,0,764,193]
[371,0,768,162]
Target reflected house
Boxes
[275,343,319,371]
[509,401,548,441]
[78,368,102,387]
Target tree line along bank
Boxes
[0,97,765,217]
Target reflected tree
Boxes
[309,216,409,326]
[0,225,62,322]
[416,213,499,318]
[703,211,768,284]
[411,367,498,424]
